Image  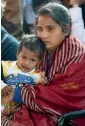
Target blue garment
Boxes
[13,87,23,103]
[24,0,32,6]
[6,73,35,86]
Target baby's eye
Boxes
[22,56,26,59]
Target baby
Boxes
[1,35,47,116]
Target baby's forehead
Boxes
[21,48,40,58]
[33,52,41,58]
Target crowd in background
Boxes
[1,0,85,43]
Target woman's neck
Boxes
[47,49,56,58]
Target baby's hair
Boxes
[17,34,45,60]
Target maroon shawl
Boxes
[2,36,85,126]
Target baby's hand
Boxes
[40,71,48,85]
[1,105,9,118]
[1,85,13,96]
[1,86,14,104]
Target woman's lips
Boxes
[43,41,50,44]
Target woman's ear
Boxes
[36,59,42,67]
[64,24,71,36]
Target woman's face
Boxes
[36,15,66,54]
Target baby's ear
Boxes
[16,51,19,59]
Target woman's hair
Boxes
[36,2,72,36]
[17,34,45,60]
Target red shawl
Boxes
[2,36,85,126]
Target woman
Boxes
[2,2,85,126]
[1,0,23,40]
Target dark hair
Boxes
[36,2,72,36]
[18,34,45,60]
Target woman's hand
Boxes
[39,71,48,85]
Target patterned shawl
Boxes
[40,36,85,81]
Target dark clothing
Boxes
[1,26,19,81]
[32,0,56,12]
[1,17,23,40]
[80,3,85,27]
[1,26,19,61]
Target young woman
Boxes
[2,2,85,126]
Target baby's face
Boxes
[17,47,40,73]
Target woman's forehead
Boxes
[37,15,57,26]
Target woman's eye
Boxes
[36,27,42,32]
[48,27,53,31]
[31,59,36,62]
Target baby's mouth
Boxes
[22,66,30,70]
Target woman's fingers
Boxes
[40,71,48,84]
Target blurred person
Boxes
[1,0,19,71]
[1,0,23,40]
[23,0,35,34]
[1,0,19,61]
[79,0,85,27]
[69,0,85,44]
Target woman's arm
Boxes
[4,60,84,113]
[13,61,85,112]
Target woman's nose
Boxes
[40,30,49,38]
